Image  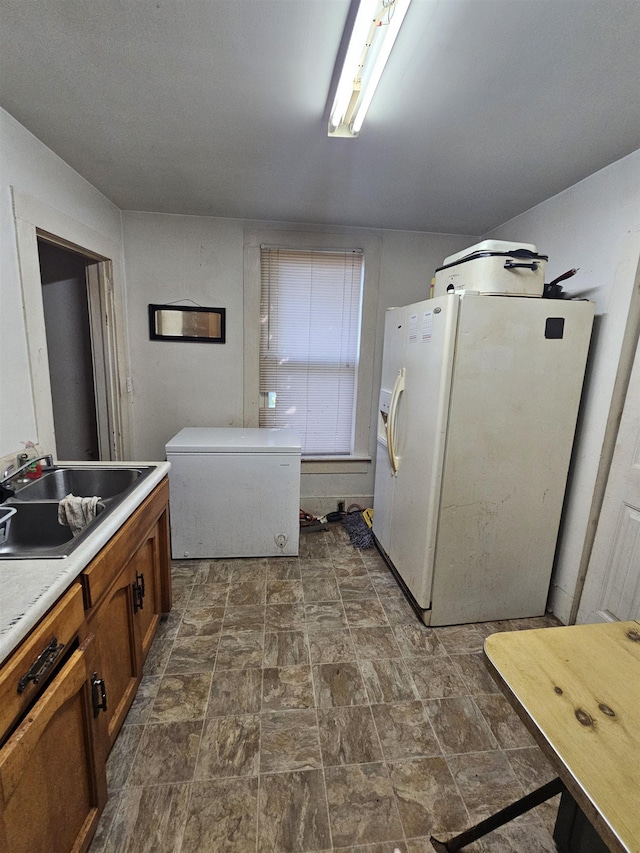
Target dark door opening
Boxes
[38,239,100,460]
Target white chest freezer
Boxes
[166,427,301,558]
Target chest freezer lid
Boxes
[441,240,542,267]
[165,427,301,453]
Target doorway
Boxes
[38,240,100,460]
[13,188,128,461]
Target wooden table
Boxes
[484,620,640,853]
[430,620,640,852]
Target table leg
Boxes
[430,777,564,852]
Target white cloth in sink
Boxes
[57,493,103,536]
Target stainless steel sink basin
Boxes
[0,501,75,558]
[0,465,155,559]
[11,466,152,502]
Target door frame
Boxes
[571,231,640,622]
[576,329,640,622]
[12,188,130,460]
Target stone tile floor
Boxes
[89,524,562,853]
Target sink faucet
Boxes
[0,454,55,501]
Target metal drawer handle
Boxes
[91,672,108,716]
[17,637,65,694]
[132,573,145,612]
[132,572,146,612]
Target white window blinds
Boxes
[259,247,364,456]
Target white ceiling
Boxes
[1,0,639,234]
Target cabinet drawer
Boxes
[0,583,85,739]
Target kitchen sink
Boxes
[0,465,155,559]
[10,466,153,502]
[0,501,75,558]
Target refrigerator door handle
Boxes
[387,368,405,475]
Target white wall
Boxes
[122,212,246,457]
[122,211,474,507]
[486,149,640,622]
[0,108,124,467]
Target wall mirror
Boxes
[148,304,226,343]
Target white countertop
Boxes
[0,461,170,665]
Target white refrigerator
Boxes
[373,293,594,626]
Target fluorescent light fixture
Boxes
[329,0,378,131]
[328,0,412,138]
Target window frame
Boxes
[244,228,380,473]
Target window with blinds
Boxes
[259,247,364,456]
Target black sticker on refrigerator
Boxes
[545,317,565,339]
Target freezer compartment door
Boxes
[373,438,395,555]
[373,306,407,550]
[379,306,408,393]
[168,451,300,558]
[387,295,459,608]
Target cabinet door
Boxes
[82,479,172,753]
[88,562,139,752]
[0,642,107,853]
[131,507,170,661]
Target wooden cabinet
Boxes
[0,586,107,853]
[84,559,140,749]
[82,478,171,750]
[0,475,172,852]
[130,484,171,661]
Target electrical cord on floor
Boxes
[299,509,331,533]
[299,505,374,546]
[299,509,323,527]
[300,506,366,527]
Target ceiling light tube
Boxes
[329,0,379,130]
[350,0,412,134]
